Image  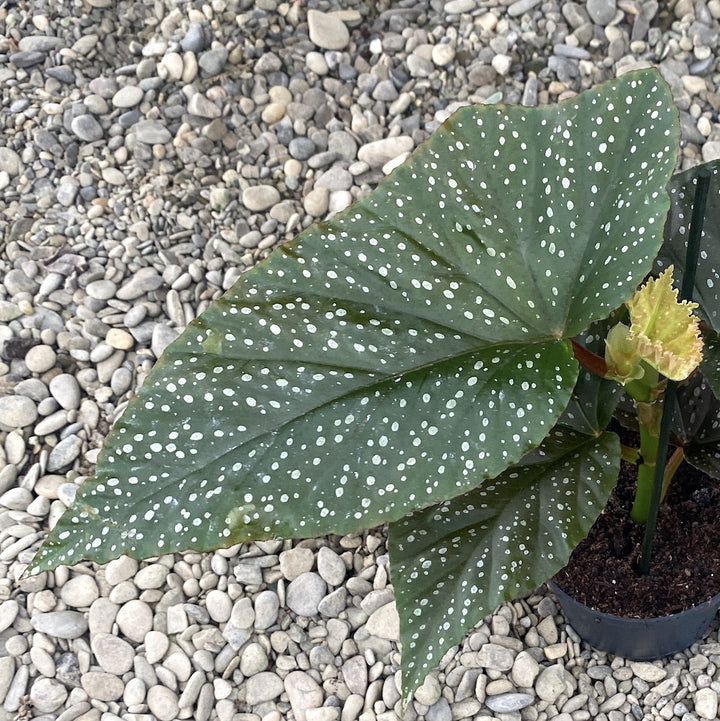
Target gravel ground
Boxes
[2,0,720,720]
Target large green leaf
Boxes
[657,160,720,331]
[28,69,679,579]
[389,426,620,703]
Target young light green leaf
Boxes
[28,69,679,577]
[389,426,620,704]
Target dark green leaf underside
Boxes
[389,427,620,703]
[29,69,679,575]
[658,159,720,331]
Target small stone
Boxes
[144,630,170,664]
[0,148,21,175]
[508,0,542,15]
[147,685,180,720]
[47,434,83,471]
[116,599,153,642]
[307,9,349,50]
[112,85,143,108]
[317,547,346,586]
[105,328,134,350]
[0,600,19,632]
[445,0,475,11]
[695,688,719,719]
[279,547,314,580]
[86,279,117,300]
[70,114,104,141]
[0,396,38,429]
[25,345,57,373]
[512,650,541,687]
[117,267,164,300]
[286,572,327,616]
[188,92,221,118]
[432,43,456,66]
[285,670,323,721]
[102,167,126,185]
[586,0,617,24]
[365,601,400,641]
[535,665,571,703]
[105,555,138,585]
[29,677,68,713]
[152,325,180,358]
[161,52,184,80]
[198,47,228,76]
[61,575,99,608]
[241,642,269,676]
[476,643,515,672]
[358,136,414,167]
[30,611,88,639]
[133,120,172,145]
[246,671,284,704]
[629,662,667,683]
[82,671,124,701]
[303,187,329,217]
[243,185,281,212]
[206,590,232,623]
[91,633,134,674]
[181,21,208,52]
[486,693,535,713]
[49,373,81,410]
[343,656,368,695]
[414,674,441,706]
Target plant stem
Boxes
[638,380,677,574]
[631,420,660,523]
[638,170,711,575]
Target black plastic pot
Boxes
[548,581,720,660]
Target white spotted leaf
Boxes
[389,426,620,704]
[29,66,678,669]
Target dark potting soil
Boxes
[552,456,720,618]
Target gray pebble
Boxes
[91,633,135,675]
[47,434,83,471]
[586,0,617,24]
[70,114,104,142]
[181,21,208,52]
[254,590,279,629]
[243,185,281,212]
[29,677,68,713]
[133,120,172,145]
[60,575,99,607]
[49,374,81,410]
[199,47,228,76]
[0,396,38,429]
[308,9,350,50]
[286,572,327,616]
[486,693,536,712]
[289,137,316,160]
[117,267,163,300]
[358,136,414,167]
[25,345,57,373]
[112,85,143,108]
[317,547,346,585]
[0,147,21,176]
[81,671,124,701]
[245,671,284,704]
[30,611,88,639]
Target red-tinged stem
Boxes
[571,338,608,378]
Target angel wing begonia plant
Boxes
[26,69,720,702]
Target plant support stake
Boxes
[639,170,712,575]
